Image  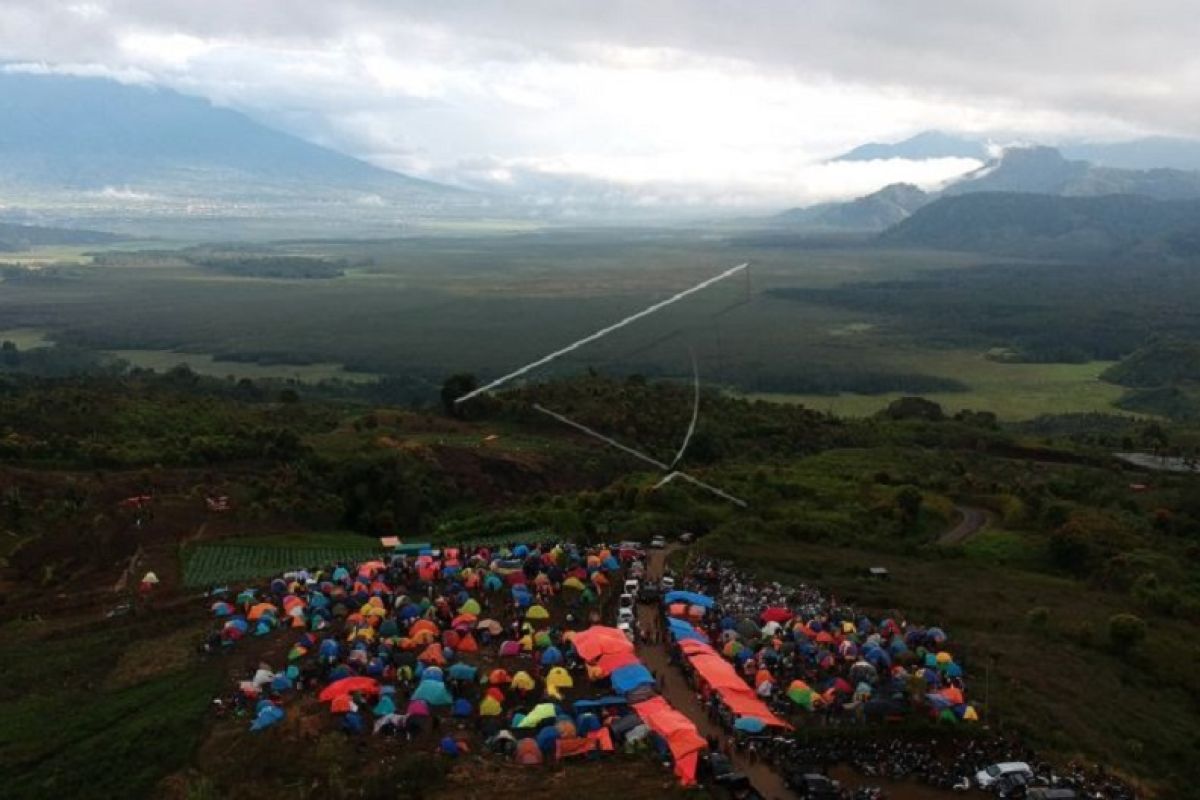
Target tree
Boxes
[1107,613,1147,656]
[895,486,923,525]
[440,373,477,418]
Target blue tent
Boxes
[611,663,655,694]
[452,698,473,717]
[576,712,601,734]
[342,711,364,735]
[734,716,766,733]
[270,675,293,692]
[413,679,454,706]
[250,704,285,731]
[440,735,462,756]
[541,646,563,665]
[663,590,715,609]
[374,695,396,716]
[602,555,619,570]
[319,639,340,658]
[448,663,478,681]
[535,725,559,753]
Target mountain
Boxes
[832,131,989,162]
[945,146,1200,200]
[0,221,123,251]
[1102,338,1200,388]
[777,145,1200,233]
[0,72,472,228]
[774,183,929,231]
[1062,137,1200,171]
[879,191,1200,259]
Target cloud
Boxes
[0,1,1194,208]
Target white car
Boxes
[659,576,675,591]
[976,762,1033,789]
[649,535,667,549]
[623,579,640,595]
[618,593,635,609]
[617,621,635,642]
[617,607,635,625]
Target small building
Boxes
[867,566,890,580]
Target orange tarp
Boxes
[556,736,600,760]
[572,626,635,662]
[586,727,614,752]
[594,650,641,676]
[632,696,707,785]
[683,653,792,730]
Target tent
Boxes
[546,666,574,692]
[480,696,503,716]
[517,702,558,729]
[515,737,544,765]
[412,679,453,706]
[452,698,474,717]
[511,671,536,692]
[526,605,550,620]
[250,704,285,731]
[318,676,380,702]
[573,626,635,662]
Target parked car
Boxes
[994,772,1031,798]
[649,535,667,549]
[638,581,661,603]
[617,621,635,642]
[618,593,635,610]
[659,575,675,591]
[706,752,749,789]
[617,607,635,625]
[1027,789,1077,800]
[977,763,1033,789]
[623,579,640,595]
[679,531,696,543]
[783,771,840,798]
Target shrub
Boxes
[1107,613,1147,656]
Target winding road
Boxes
[939,505,992,546]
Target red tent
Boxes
[761,607,792,623]
[631,696,707,786]
[318,676,380,702]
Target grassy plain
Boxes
[748,352,1127,420]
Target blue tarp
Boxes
[250,704,285,731]
[611,663,655,694]
[572,696,629,712]
[663,590,714,609]
[667,617,710,643]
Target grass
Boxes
[0,327,52,349]
[181,536,382,587]
[0,617,221,800]
[747,351,1127,420]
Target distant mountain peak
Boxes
[832,130,989,162]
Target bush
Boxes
[1108,613,1147,656]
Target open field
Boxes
[181,536,382,587]
[748,352,1128,420]
[109,348,379,383]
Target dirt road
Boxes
[939,505,992,545]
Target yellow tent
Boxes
[460,598,482,615]
[563,577,586,591]
[546,666,573,691]
[963,706,979,722]
[480,696,503,716]
[511,671,536,692]
[526,605,550,620]
[519,634,534,651]
[936,651,953,664]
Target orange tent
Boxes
[247,602,278,621]
[409,619,439,637]
[318,676,380,702]
[418,642,447,665]
[457,633,479,653]
[572,626,634,662]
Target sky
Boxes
[1,1,1197,208]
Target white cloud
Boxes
[0,1,1194,208]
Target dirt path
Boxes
[636,544,794,800]
[939,505,992,546]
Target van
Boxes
[617,607,635,625]
[976,763,1033,789]
[623,579,639,595]
[659,576,675,591]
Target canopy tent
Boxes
[572,626,635,662]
